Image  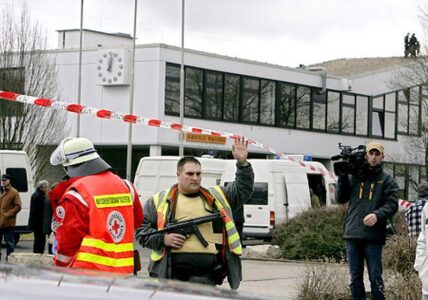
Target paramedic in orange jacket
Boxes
[50,137,143,273]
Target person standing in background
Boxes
[0,174,22,261]
[28,180,49,253]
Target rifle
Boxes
[138,212,222,248]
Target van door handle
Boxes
[258,207,263,210]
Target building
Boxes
[6,29,428,201]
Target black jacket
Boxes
[28,189,46,232]
[337,165,398,244]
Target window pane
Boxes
[422,87,428,122]
[278,82,295,127]
[204,71,223,119]
[242,77,259,123]
[343,94,355,105]
[327,91,340,132]
[410,86,420,104]
[371,111,384,137]
[385,112,395,139]
[164,64,180,114]
[341,106,355,134]
[185,67,203,117]
[296,86,310,129]
[398,89,410,103]
[409,104,419,135]
[260,80,275,125]
[356,96,368,135]
[373,96,384,110]
[398,103,408,133]
[385,92,396,112]
[224,74,240,122]
[312,90,326,130]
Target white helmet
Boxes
[50,137,100,167]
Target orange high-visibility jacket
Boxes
[66,172,135,273]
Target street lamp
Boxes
[178,0,185,156]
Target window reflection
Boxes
[356,96,368,136]
[312,89,326,130]
[185,67,203,117]
[327,91,340,132]
[242,77,259,123]
[204,71,223,119]
[165,64,180,114]
[224,74,240,122]
[260,80,275,125]
[278,82,295,127]
[296,86,310,129]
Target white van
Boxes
[0,150,34,241]
[134,156,227,203]
[220,159,336,240]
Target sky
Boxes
[0,0,426,68]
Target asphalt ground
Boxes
[9,239,312,299]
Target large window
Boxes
[260,80,275,125]
[327,91,340,132]
[341,94,355,134]
[164,64,180,115]
[312,90,326,131]
[204,71,223,120]
[356,96,368,136]
[224,74,240,122]
[296,86,310,129]
[397,87,420,135]
[242,77,260,123]
[409,86,420,135]
[164,62,416,140]
[185,67,203,118]
[277,82,295,127]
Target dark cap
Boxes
[418,182,428,198]
[1,174,11,181]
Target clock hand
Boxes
[107,53,113,72]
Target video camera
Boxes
[331,143,367,177]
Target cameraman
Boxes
[337,142,398,300]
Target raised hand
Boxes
[232,136,248,165]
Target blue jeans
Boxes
[345,239,385,300]
[0,228,15,257]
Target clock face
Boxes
[96,49,129,86]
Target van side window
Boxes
[226,182,268,205]
[5,168,28,192]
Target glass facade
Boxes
[165,63,423,140]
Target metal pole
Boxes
[126,0,138,181]
[76,0,84,137]
[178,0,185,156]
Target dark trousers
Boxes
[33,230,46,254]
[171,253,218,285]
[0,227,15,257]
[345,239,385,300]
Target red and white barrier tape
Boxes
[0,90,331,179]
[399,198,412,209]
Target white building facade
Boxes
[51,30,425,201]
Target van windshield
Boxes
[225,182,268,205]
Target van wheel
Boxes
[13,233,20,246]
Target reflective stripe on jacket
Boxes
[150,185,242,261]
[66,172,135,273]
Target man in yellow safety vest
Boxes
[139,137,254,289]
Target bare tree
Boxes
[0,5,69,181]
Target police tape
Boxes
[399,199,412,209]
[0,89,412,209]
